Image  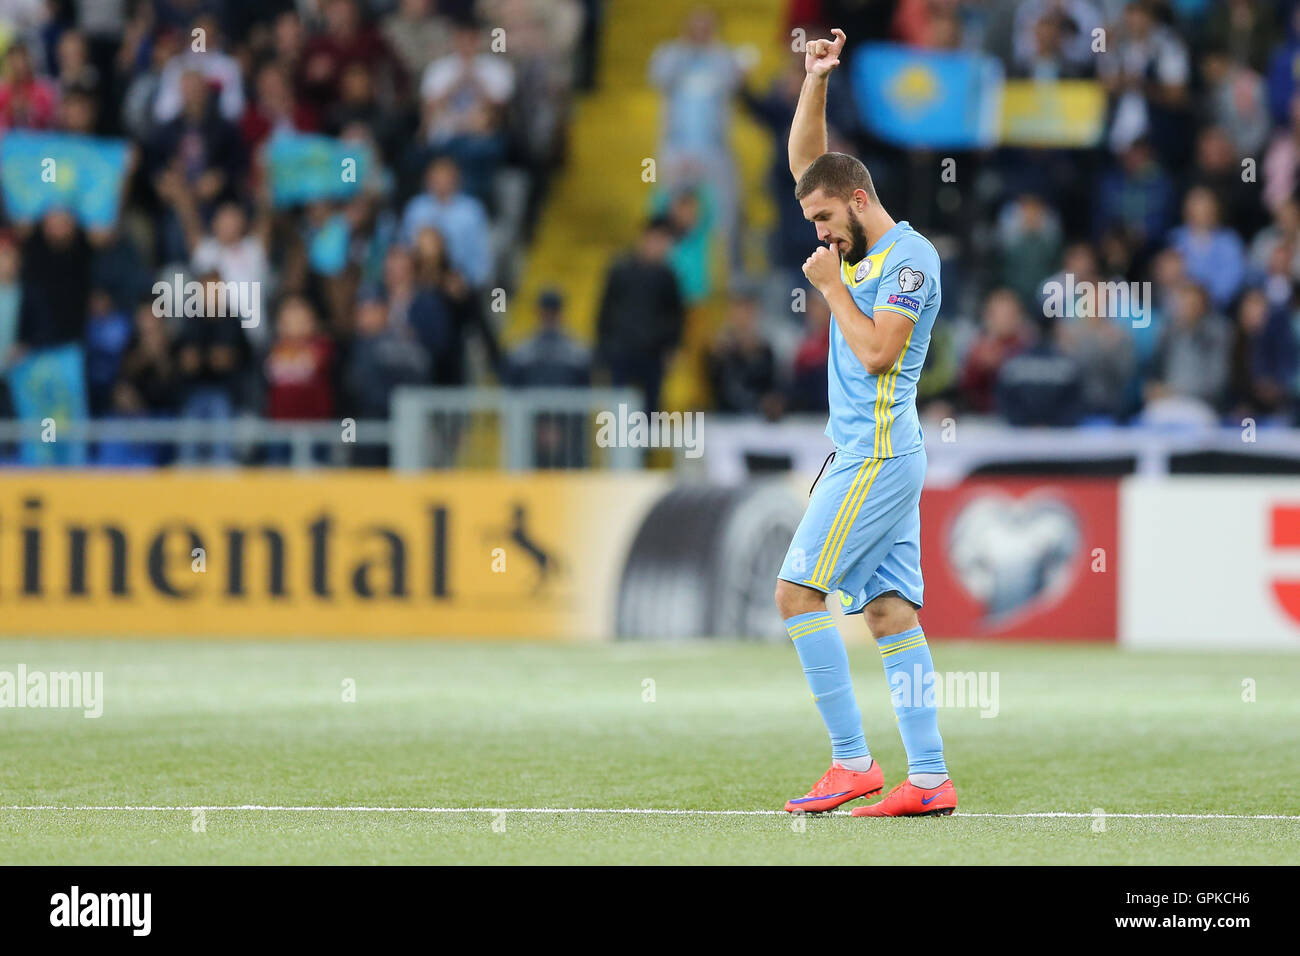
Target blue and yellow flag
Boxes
[0,132,130,228]
[851,43,1002,149]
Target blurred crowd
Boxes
[5,0,1300,466]
[642,0,1300,429]
[0,0,592,462]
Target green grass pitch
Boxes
[0,638,1297,865]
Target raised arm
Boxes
[788,28,845,181]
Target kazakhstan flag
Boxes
[851,43,1002,149]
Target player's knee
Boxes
[864,595,919,640]
[774,579,825,619]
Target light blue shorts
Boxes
[778,447,925,614]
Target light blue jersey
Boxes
[778,220,940,613]
[826,221,940,459]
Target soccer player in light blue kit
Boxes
[775,28,956,817]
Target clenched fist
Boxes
[802,245,842,294]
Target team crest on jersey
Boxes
[853,260,869,282]
[898,267,925,293]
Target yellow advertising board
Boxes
[0,472,668,639]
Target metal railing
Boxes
[0,386,647,471]
[390,386,644,471]
[0,417,393,468]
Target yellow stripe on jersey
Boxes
[814,455,885,588]
[882,330,914,458]
[807,452,873,587]
[874,303,921,322]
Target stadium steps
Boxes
[512,0,786,417]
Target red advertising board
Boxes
[919,479,1119,641]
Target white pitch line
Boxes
[0,805,1297,820]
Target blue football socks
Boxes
[785,611,871,762]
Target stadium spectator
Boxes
[240,60,319,153]
[505,289,590,387]
[995,326,1085,427]
[400,156,492,287]
[649,8,752,269]
[346,295,431,418]
[1199,53,1270,163]
[1266,4,1300,126]
[707,288,780,418]
[265,295,334,422]
[120,24,183,141]
[959,289,1034,414]
[84,288,132,416]
[417,17,512,162]
[595,217,684,415]
[0,42,57,131]
[1186,124,1266,240]
[1094,138,1176,255]
[1247,197,1300,279]
[506,287,591,468]
[148,68,246,262]
[173,273,252,463]
[16,209,98,351]
[656,184,712,307]
[487,0,583,207]
[381,0,454,80]
[151,13,245,124]
[1167,186,1245,310]
[117,299,181,417]
[1144,280,1231,418]
[1010,0,1101,74]
[408,226,498,385]
[1010,8,1091,80]
[54,29,102,115]
[1098,0,1192,167]
[1205,0,1277,74]
[1058,292,1138,423]
[1227,286,1297,424]
[786,291,831,414]
[298,0,406,113]
[164,185,272,346]
[0,232,19,424]
[996,192,1063,314]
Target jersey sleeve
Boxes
[872,241,933,324]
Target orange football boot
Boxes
[851,778,956,816]
[783,761,884,813]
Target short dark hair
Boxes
[795,152,877,203]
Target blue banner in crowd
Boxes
[266,132,371,208]
[5,344,89,465]
[850,43,1002,149]
[0,132,131,228]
